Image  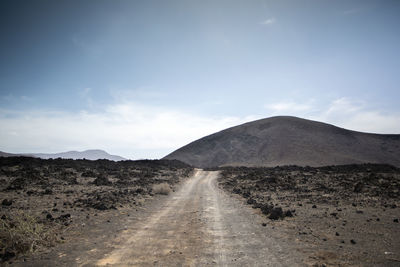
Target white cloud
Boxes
[109,88,166,101]
[0,103,256,159]
[265,101,313,114]
[265,97,400,134]
[325,97,363,115]
[312,97,400,134]
[260,18,276,25]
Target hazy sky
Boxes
[1,0,399,159]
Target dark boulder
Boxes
[1,199,12,206]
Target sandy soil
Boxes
[94,170,303,266]
[12,170,305,266]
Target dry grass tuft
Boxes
[152,183,172,195]
[0,211,56,260]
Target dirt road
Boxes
[91,170,302,266]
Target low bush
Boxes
[152,183,172,195]
[0,212,55,261]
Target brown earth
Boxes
[0,156,193,263]
[3,169,306,266]
[4,169,305,266]
[2,157,399,266]
[218,164,400,266]
[93,170,303,266]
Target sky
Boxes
[1,0,399,159]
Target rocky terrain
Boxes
[2,154,399,266]
[218,164,400,266]
[0,156,193,263]
[164,116,400,168]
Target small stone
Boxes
[350,239,356,244]
[247,198,256,205]
[353,182,363,193]
[1,199,12,206]
[285,210,293,217]
[2,249,15,261]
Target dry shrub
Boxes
[152,183,172,195]
[0,211,55,261]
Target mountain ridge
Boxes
[0,149,126,161]
[163,116,400,168]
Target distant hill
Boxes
[163,116,400,168]
[0,149,126,161]
[0,151,18,158]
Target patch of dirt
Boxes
[218,164,400,266]
[0,156,193,263]
[12,170,303,266]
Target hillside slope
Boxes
[163,116,400,168]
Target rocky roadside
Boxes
[0,156,193,264]
[218,164,400,266]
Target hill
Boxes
[0,149,126,161]
[163,116,400,168]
